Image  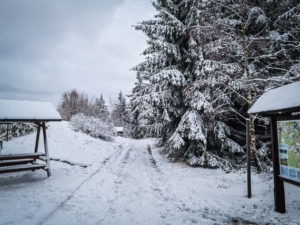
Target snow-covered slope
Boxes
[0,122,299,225]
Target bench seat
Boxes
[0,163,47,174]
[0,153,45,160]
[0,159,35,167]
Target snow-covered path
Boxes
[43,140,163,224]
[0,122,299,225]
[42,139,228,225]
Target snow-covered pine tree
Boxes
[131,0,300,170]
[131,0,234,168]
[131,0,188,145]
[96,94,110,121]
[112,91,135,137]
[123,101,135,138]
[182,0,265,170]
[130,73,152,138]
[187,0,300,171]
[112,91,127,127]
[167,0,244,169]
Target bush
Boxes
[70,113,115,141]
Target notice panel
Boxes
[278,120,300,182]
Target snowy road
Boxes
[43,140,169,224]
[0,122,299,225]
[42,139,230,225]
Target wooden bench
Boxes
[0,152,45,160]
[0,153,49,176]
[0,164,47,174]
[0,159,35,167]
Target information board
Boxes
[278,120,300,182]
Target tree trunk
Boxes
[203,127,208,168]
[241,21,262,173]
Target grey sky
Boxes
[0,0,155,106]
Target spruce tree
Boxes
[112,91,127,127]
[131,0,300,170]
[186,0,300,171]
[131,0,187,144]
[96,94,110,121]
[131,0,225,166]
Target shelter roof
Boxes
[0,99,62,122]
[248,81,300,116]
[115,127,123,132]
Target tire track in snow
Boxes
[146,144,161,173]
[95,140,138,224]
[84,139,167,225]
[38,142,128,225]
[119,141,135,165]
[143,143,179,221]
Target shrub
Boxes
[70,113,115,141]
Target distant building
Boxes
[115,127,124,137]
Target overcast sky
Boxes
[0,0,155,106]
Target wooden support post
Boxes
[246,119,251,198]
[6,124,9,142]
[34,123,41,153]
[270,117,286,213]
[42,122,51,177]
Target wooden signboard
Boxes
[270,115,300,213]
[248,81,300,213]
[277,118,300,182]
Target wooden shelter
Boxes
[0,99,62,177]
[115,127,124,137]
[248,81,300,213]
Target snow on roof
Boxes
[0,99,62,122]
[115,127,123,132]
[248,81,300,115]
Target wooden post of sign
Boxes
[270,117,286,213]
[246,119,251,198]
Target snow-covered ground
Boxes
[0,122,299,225]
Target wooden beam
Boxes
[0,152,45,160]
[0,119,61,122]
[42,122,51,177]
[34,122,41,153]
[0,159,35,167]
[279,176,300,187]
[0,164,47,174]
[6,124,9,142]
[270,117,286,213]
